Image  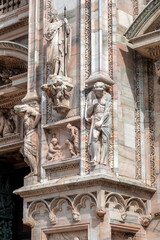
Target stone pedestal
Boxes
[91,164,111,175]
[24,176,38,186]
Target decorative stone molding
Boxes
[124,0,160,39]
[25,193,97,226]
[24,192,148,227]
[139,215,151,227]
[105,193,146,225]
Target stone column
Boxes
[22,0,43,103]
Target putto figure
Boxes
[14,102,41,177]
[44,9,71,77]
[47,137,64,162]
[85,82,111,166]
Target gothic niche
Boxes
[0,56,27,86]
[41,7,73,114]
[0,108,16,138]
[85,81,112,167]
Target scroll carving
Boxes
[14,101,41,177]
[85,82,112,167]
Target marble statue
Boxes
[14,102,41,177]
[47,137,64,162]
[44,9,71,77]
[66,123,80,157]
[85,82,112,166]
[41,76,72,106]
[0,108,16,138]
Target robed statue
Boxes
[44,8,71,77]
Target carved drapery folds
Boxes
[42,6,73,114]
[14,101,41,178]
[85,81,112,167]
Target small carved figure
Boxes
[0,109,16,138]
[66,123,80,157]
[41,75,72,111]
[85,82,112,166]
[44,8,71,76]
[47,137,64,162]
[14,102,41,177]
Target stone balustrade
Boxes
[0,0,28,14]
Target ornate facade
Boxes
[0,0,160,239]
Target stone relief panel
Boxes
[48,230,88,240]
[14,101,41,178]
[85,82,112,167]
[45,123,80,163]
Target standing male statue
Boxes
[44,9,71,77]
[85,82,112,166]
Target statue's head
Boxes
[14,104,29,117]
[48,10,59,23]
[67,123,72,129]
[93,81,106,98]
[51,137,58,145]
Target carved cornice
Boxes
[14,174,156,199]
[124,0,160,39]
[0,41,28,55]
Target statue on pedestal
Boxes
[44,8,71,77]
[14,102,41,177]
[42,8,73,114]
[85,82,111,166]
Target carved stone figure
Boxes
[14,102,41,177]
[66,123,80,157]
[0,108,16,138]
[47,137,64,162]
[41,75,72,110]
[85,82,112,166]
[44,9,71,77]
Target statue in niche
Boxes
[44,8,71,77]
[66,123,80,157]
[14,102,41,177]
[85,82,111,166]
[47,137,64,162]
[0,109,16,138]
